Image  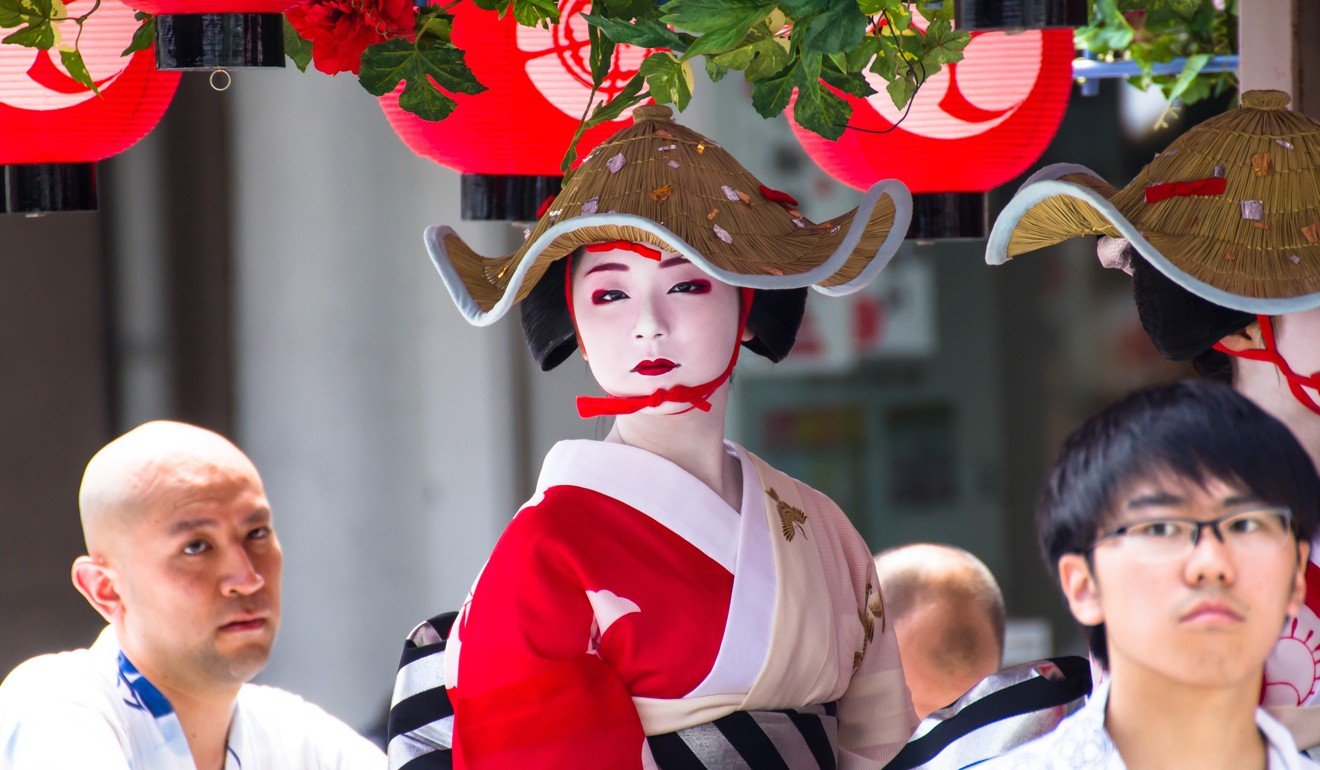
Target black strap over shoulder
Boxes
[884,656,1093,770]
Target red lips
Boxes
[632,359,679,376]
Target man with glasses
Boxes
[982,381,1320,769]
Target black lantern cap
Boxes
[2,163,97,214]
[954,0,1088,30]
[908,192,986,240]
[461,174,563,221]
[155,13,284,69]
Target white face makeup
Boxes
[570,245,743,414]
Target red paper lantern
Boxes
[789,27,1073,237]
[379,0,652,220]
[0,0,180,213]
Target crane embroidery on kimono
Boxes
[853,581,883,673]
[766,488,807,541]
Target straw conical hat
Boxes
[986,90,1320,314]
[426,104,913,326]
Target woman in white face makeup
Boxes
[987,90,1320,753]
[409,105,919,769]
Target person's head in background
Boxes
[874,543,1005,719]
[73,420,282,697]
[1039,380,1318,692]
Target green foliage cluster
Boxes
[1077,0,1237,125]
[569,0,968,169]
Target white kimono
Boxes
[0,627,383,769]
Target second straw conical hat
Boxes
[426,104,913,326]
[985,90,1320,314]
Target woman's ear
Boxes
[1217,320,1265,353]
[1058,553,1104,626]
[72,556,123,624]
[1289,540,1311,618]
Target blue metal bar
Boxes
[1072,54,1239,83]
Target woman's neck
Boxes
[1234,360,1320,472]
[606,385,743,510]
[1104,656,1267,770]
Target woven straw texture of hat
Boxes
[438,104,899,314]
[1005,90,1320,302]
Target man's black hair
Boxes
[519,250,808,371]
[1038,379,1320,665]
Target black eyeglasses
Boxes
[1088,506,1294,564]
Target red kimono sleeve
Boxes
[450,502,646,769]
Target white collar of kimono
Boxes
[534,439,754,572]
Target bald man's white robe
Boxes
[0,628,383,769]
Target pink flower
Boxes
[286,0,417,76]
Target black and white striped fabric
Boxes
[647,702,839,769]
[386,611,844,769]
[387,612,457,770]
[883,656,1092,770]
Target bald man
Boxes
[874,544,1006,719]
[0,421,383,769]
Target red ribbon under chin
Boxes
[1213,314,1320,416]
[1144,176,1228,205]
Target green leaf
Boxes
[661,0,774,57]
[414,5,454,46]
[281,16,312,71]
[583,14,686,49]
[58,46,96,93]
[750,66,794,116]
[800,0,867,54]
[777,0,827,20]
[744,36,789,79]
[1164,52,1209,104]
[793,58,849,139]
[602,0,653,20]
[710,35,787,80]
[917,16,967,68]
[561,72,647,172]
[3,20,53,48]
[0,0,24,28]
[638,51,694,109]
[359,37,485,120]
[820,65,871,97]
[588,20,616,85]
[471,0,507,11]
[512,0,559,27]
[397,75,459,120]
[705,55,728,82]
[886,72,915,108]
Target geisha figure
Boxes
[416,104,919,768]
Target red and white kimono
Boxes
[443,439,917,768]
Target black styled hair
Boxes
[1038,379,1320,666]
[1130,254,1255,383]
[518,250,808,372]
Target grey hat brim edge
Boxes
[425,179,913,328]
